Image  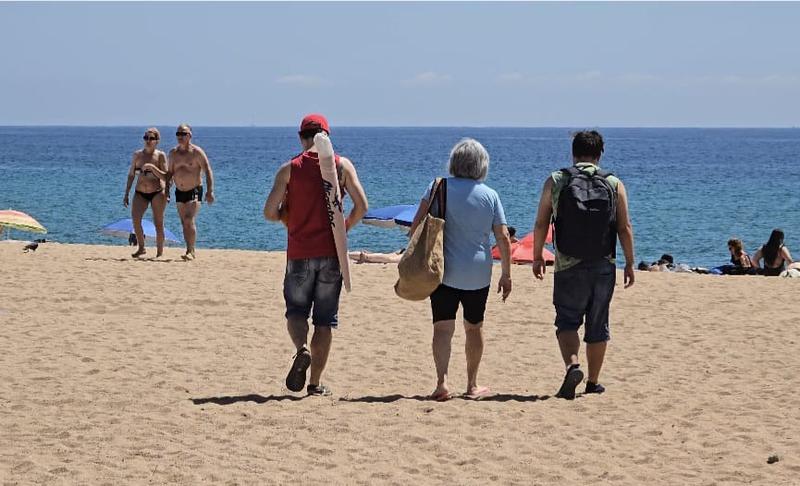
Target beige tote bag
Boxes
[394,178,447,301]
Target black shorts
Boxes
[553,260,616,343]
[175,186,203,204]
[430,284,490,324]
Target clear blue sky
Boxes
[1,2,798,127]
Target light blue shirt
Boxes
[422,177,507,290]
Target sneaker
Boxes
[584,381,605,394]
[285,347,311,392]
[556,364,584,400]
[307,384,332,396]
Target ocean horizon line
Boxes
[1,124,798,130]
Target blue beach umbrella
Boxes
[363,204,419,228]
[101,218,181,243]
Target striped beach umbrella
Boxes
[0,210,47,234]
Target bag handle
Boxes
[426,178,446,220]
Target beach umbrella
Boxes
[363,204,418,228]
[101,218,180,243]
[0,209,47,236]
[492,230,555,264]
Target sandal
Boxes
[307,384,332,396]
[285,347,311,392]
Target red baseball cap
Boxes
[299,113,330,134]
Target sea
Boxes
[1,126,798,267]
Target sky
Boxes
[0,2,798,127]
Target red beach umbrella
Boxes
[492,228,555,264]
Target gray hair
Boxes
[448,138,489,181]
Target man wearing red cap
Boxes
[264,114,368,396]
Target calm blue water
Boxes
[1,127,798,267]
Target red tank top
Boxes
[286,151,342,260]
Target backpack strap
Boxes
[564,165,613,179]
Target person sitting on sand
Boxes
[123,127,168,259]
[348,249,403,264]
[491,226,518,256]
[648,254,674,272]
[408,138,512,401]
[263,114,368,397]
[508,226,519,243]
[753,229,794,276]
[728,239,753,268]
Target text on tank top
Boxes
[286,151,343,259]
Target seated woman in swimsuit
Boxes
[728,238,754,266]
[722,238,755,275]
[752,229,794,276]
[123,127,169,258]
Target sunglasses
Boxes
[176,132,190,137]
[143,135,159,141]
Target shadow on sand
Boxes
[338,394,430,403]
[338,393,551,403]
[191,394,305,405]
[85,257,181,263]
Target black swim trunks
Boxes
[135,190,162,202]
[175,186,203,204]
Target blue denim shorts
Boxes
[553,259,616,343]
[284,257,343,327]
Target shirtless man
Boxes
[167,124,215,260]
[123,127,169,258]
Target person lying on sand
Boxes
[348,249,403,264]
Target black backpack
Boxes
[553,166,617,260]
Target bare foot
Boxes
[429,387,452,402]
[131,248,147,258]
[156,251,163,258]
[465,385,492,400]
[181,252,195,261]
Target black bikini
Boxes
[135,189,162,202]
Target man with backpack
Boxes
[531,130,635,400]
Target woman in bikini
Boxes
[752,229,795,276]
[727,238,753,268]
[123,127,169,258]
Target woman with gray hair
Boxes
[408,138,513,401]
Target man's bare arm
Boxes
[198,147,215,203]
[532,178,553,279]
[164,151,175,198]
[615,181,635,266]
[340,157,368,231]
[264,163,291,222]
[615,181,636,288]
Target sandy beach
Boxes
[0,241,797,485]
